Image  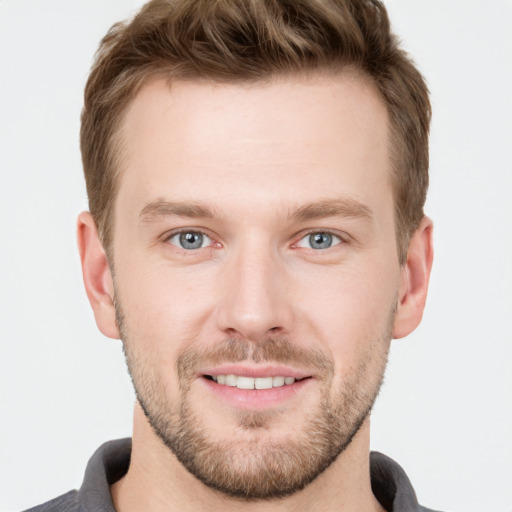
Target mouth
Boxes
[198,366,313,409]
[203,374,308,389]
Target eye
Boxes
[168,231,212,250]
[296,232,342,250]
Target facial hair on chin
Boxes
[116,303,392,500]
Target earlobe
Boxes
[392,216,434,339]
[77,211,120,339]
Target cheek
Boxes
[294,262,397,368]
[115,260,219,356]
[115,265,219,402]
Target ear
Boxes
[393,216,434,339]
[77,211,120,339]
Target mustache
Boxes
[176,337,334,383]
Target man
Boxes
[27,0,439,510]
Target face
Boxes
[111,74,401,498]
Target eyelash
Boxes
[293,230,345,250]
[164,229,347,252]
[165,230,217,251]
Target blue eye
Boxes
[168,231,212,250]
[296,232,342,250]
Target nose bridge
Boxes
[217,236,292,341]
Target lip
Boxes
[200,376,311,409]
[196,364,313,409]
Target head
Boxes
[78,0,433,502]
[81,0,430,265]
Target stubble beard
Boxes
[117,305,392,501]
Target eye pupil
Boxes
[309,232,332,249]
[179,232,203,249]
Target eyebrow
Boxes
[139,197,373,223]
[139,200,218,221]
[290,198,373,223]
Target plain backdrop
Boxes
[1,1,511,511]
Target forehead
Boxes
[116,73,391,218]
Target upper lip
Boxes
[198,364,312,380]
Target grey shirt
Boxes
[24,438,443,511]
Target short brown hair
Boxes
[81,0,430,263]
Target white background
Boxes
[0,1,511,511]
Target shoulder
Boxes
[21,438,130,512]
[22,490,79,512]
[370,452,449,512]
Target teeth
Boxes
[237,376,255,389]
[272,376,285,387]
[210,374,298,389]
[225,374,237,387]
[255,377,273,390]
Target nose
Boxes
[215,240,294,342]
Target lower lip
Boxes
[200,377,311,409]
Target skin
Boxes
[78,73,433,511]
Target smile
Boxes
[206,375,298,389]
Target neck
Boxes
[111,404,385,512]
